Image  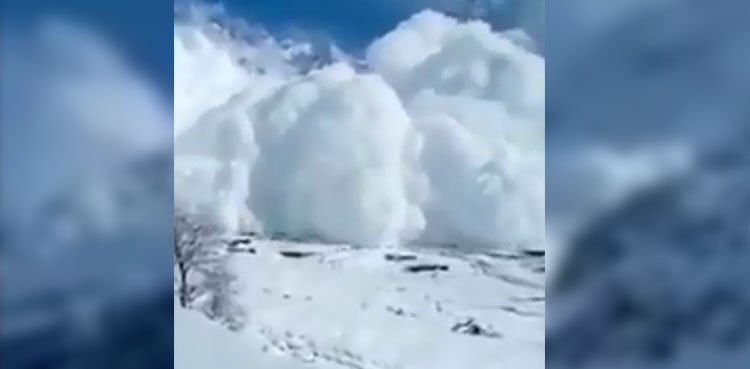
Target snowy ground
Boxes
[176,300,313,369]
[177,238,545,369]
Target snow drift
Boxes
[174,10,545,251]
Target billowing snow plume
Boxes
[174,10,545,251]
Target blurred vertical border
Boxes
[546,1,750,368]
[0,1,173,368]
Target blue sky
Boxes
[199,0,540,54]
[213,0,468,50]
[218,0,422,49]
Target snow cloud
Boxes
[174,10,545,251]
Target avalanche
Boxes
[174,10,545,251]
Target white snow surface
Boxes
[174,10,545,251]
[175,299,313,369]
[176,238,545,369]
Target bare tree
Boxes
[174,209,246,329]
[174,209,220,307]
